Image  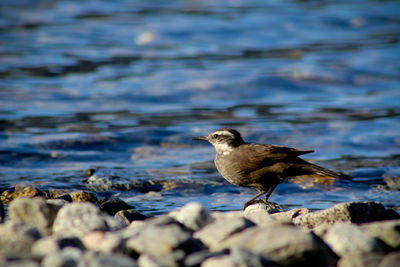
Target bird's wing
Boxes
[233,144,313,173]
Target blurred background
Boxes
[1,0,399,215]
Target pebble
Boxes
[0,199,399,266]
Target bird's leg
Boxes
[242,191,267,210]
[264,184,278,202]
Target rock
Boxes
[70,191,98,203]
[0,221,41,257]
[83,231,127,254]
[244,201,283,214]
[32,236,84,258]
[169,202,214,231]
[194,213,255,250]
[41,247,83,267]
[1,259,40,267]
[52,202,115,238]
[183,251,222,267]
[379,251,400,267]
[338,252,384,267]
[1,186,45,204]
[138,251,185,267]
[44,189,72,202]
[322,223,384,257]
[45,199,69,207]
[126,220,196,256]
[201,255,235,267]
[359,219,400,249]
[219,223,337,266]
[98,198,134,216]
[115,209,149,224]
[201,249,269,267]
[82,251,138,267]
[294,202,397,229]
[243,203,278,225]
[270,208,311,223]
[9,197,61,235]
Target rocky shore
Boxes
[0,188,399,267]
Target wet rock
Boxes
[294,202,398,229]
[359,219,400,249]
[52,202,122,238]
[44,189,72,202]
[220,223,337,266]
[322,223,384,257]
[194,213,255,250]
[169,202,214,231]
[1,186,45,204]
[41,247,83,267]
[83,251,138,267]
[32,236,84,258]
[86,175,133,191]
[337,252,384,267]
[98,198,134,216]
[243,202,278,225]
[9,197,61,235]
[0,221,41,257]
[70,191,98,203]
[270,207,311,223]
[115,209,149,224]
[379,251,400,267]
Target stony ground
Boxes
[0,187,399,266]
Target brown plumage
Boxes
[193,128,350,210]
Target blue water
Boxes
[1,0,399,215]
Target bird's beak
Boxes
[192,136,208,141]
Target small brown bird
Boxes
[193,128,350,210]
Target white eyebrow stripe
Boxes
[213,130,234,138]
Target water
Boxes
[1,0,399,215]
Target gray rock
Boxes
[115,209,149,225]
[338,252,384,267]
[86,232,127,254]
[294,202,395,229]
[32,236,84,258]
[52,202,119,238]
[184,251,222,267]
[379,251,400,267]
[200,255,236,267]
[137,251,185,267]
[270,208,311,223]
[169,202,214,231]
[220,223,337,266]
[82,251,137,267]
[9,197,61,235]
[41,247,83,267]
[244,201,283,214]
[0,221,41,257]
[243,203,278,225]
[2,259,40,267]
[201,249,269,267]
[126,220,194,256]
[323,223,384,257]
[46,199,69,207]
[360,219,400,249]
[194,213,255,250]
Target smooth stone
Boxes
[45,199,69,207]
[32,236,84,258]
[183,250,222,267]
[359,219,400,249]
[1,259,40,267]
[169,202,214,231]
[220,223,337,266]
[337,252,384,267]
[243,202,278,225]
[137,250,185,267]
[0,221,41,257]
[9,197,61,235]
[294,202,397,229]
[52,202,114,238]
[84,231,127,254]
[201,249,269,267]
[41,247,83,267]
[270,208,311,223]
[115,209,149,225]
[378,251,400,267]
[194,214,255,250]
[82,251,138,267]
[244,201,283,214]
[322,223,384,257]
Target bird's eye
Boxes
[213,134,218,139]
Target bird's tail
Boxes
[305,162,351,180]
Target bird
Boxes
[192,128,350,210]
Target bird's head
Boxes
[192,128,245,155]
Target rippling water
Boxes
[1,0,400,215]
